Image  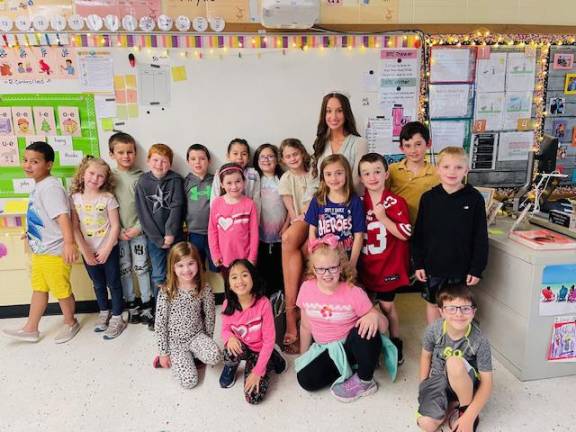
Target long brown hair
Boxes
[312,92,360,178]
[315,154,353,206]
[279,138,311,172]
[162,242,207,300]
[69,156,115,194]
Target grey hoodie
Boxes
[135,170,184,247]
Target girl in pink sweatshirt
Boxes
[208,163,259,270]
[219,259,287,404]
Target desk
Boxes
[477,217,576,381]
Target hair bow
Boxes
[308,233,340,254]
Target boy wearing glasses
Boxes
[417,284,493,432]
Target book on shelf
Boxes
[509,228,576,250]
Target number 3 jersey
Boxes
[359,190,411,292]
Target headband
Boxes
[219,165,243,177]
[308,233,339,254]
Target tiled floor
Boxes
[1,293,575,432]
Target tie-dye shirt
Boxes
[259,175,286,243]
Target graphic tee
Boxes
[71,192,119,253]
[304,194,366,251]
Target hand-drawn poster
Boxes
[163,0,206,19]
[74,0,162,19]
[476,52,507,93]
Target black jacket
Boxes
[412,184,489,278]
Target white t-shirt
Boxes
[26,176,70,255]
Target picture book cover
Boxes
[509,229,576,250]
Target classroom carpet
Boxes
[1,293,574,432]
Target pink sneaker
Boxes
[330,373,378,402]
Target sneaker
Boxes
[2,327,40,343]
[447,406,480,432]
[219,364,239,388]
[330,373,378,403]
[94,310,110,332]
[103,315,127,340]
[390,336,404,366]
[270,345,288,374]
[140,305,154,327]
[126,301,141,324]
[54,321,80,344]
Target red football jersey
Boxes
[359,189,411,292]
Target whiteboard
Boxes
[0,46,419,175]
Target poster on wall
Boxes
[540,264,576,316]
[474,92,505,131]
[78,51,114,92]
[548,316,576,362]
[476,52,507,93]
[430,47,475,83]
[497,131,533,162]
[429,84,473,119]
[505,52,536,92]
[74,0,162,20]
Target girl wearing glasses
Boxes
[295,234,387,402]
[253,144,287,296]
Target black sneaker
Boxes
[448,406,480,432]
[271,346,288,374]
[219,364,239,388]
[140,303,154,327]
[390,337,404,366]
[126,301,141,324]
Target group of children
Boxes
[2,111,493,427]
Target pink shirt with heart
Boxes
[208,195,259,267]
[221,296,276,376]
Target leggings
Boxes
[171,333,222,389]
[297,327,382,392]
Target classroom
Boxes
[1,1,576,431]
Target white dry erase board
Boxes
[0,40,422,174]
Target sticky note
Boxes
[171,66,187,82]
[115,90,127,104]
[127,104,139,118]
[117,105,128,120]
[126,89,138,104]
[125,74,137,89]
[113,75,125,90]
[4,200,28,214]
[488,228,504,236]
[101,118,114,131]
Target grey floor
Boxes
[1,293,575,432]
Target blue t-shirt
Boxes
[305,194,366,251]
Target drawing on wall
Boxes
[540,264,576,316]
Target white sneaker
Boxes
[54,321,80,344]
[2,328,40,343]
[94,311,111,332]
[103,315,127,340]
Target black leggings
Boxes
[297,327,382,391]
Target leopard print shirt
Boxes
[155,284,216,356]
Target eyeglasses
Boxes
[259,155,276,161]
[314,265,340,275]
[442,305,476,315]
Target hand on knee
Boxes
[417,415,443,432]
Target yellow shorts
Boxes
[31,254,72,300]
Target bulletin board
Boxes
[544,46,576,184]
[427,44,542,187]
[0,93,99,198]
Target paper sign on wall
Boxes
[59,150,83,166]
[57,106,81,137]
[0,108,13,135]
[25,135,46,146]
[11,106,35,135]
[33,107,57,136]
[498,131,534,161]
[48,135,73,152]
[13,178,35,194]
[0,135,19,166]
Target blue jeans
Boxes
[188,232,218,272]
[147,239,168,298]
[119,235,152,304]
[83,244,124,316]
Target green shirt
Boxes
[113,168,143,231]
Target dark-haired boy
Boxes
[184,144,216,271]
[109,132,152,325]
[417,284,493,432]
[388,121,440,225]
[2,142,80,343]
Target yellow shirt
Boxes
[388,159,439,224]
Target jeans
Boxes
[83,244,124,316]
[119,235,152,304]
[147,239,168,298]
[188,232,217,272]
